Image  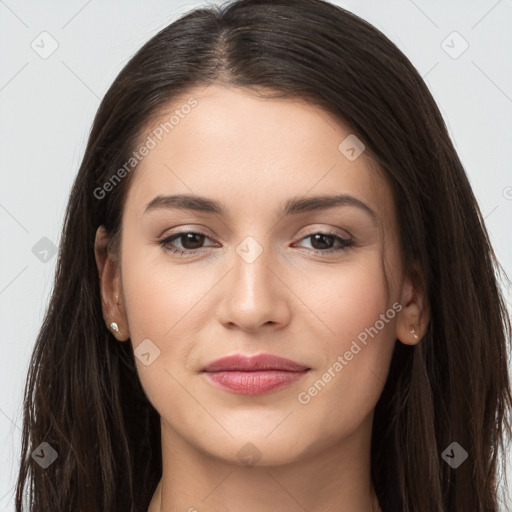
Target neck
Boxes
[148,415,381,512]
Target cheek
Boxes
[119,245,205,418]
[308,253,391,347]
[120,243,207,341]
[294,254,396,433]
[119,243,223,401]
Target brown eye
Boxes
[159,231,216,255]
[296,232,353,253]
[174,232,206,250]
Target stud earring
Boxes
[110,322,120,334]
[410,326,419,340]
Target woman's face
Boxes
[107,84,419,465]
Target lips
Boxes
[202,354,310,395]
[202,353,310,372]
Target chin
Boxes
[205,434,313,468]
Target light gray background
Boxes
[1,0,511,510]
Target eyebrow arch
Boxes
[144,193,377,222]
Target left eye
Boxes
[295,232,353,252]
[159,231,353,255]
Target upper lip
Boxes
[202,353,310,372]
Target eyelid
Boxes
[156,224,215,239]
[158,226,354,256]
[291,231,353,252]
[159,229,219,249]
[159,224,352,242]
[296,224,353,240]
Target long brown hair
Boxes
[15,0,512,510]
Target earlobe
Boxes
[398,324,421,345]
[94,226,130,341]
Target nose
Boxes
[215,243,292,333]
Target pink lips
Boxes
[202,354,310,395]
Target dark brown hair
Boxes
[15,0,512,510]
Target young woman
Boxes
[15,0,512,511]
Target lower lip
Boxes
[204,370,309,395]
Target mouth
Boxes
[201,353,311,395]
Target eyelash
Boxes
[158,230,354,256]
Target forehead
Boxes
[123,84,393,224]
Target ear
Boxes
[94,225,130,341]
[395,262,430,345]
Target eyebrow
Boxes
[144,193,377,222]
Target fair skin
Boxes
[94,85,429,512]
